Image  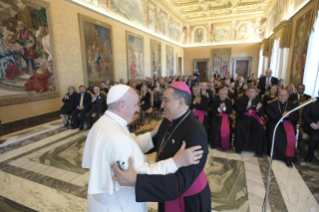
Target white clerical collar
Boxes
[105,110,128,128]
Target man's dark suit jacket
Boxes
[257,76,279,96]
[92,93,107,110]
[75,92,92,109]
[302,98,319,133]
[289,93,311,103]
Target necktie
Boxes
[80,94,83,107]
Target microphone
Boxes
[263,97,316,212]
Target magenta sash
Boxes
[193,110,205,124]
[215,112,230,149]
[243,110,264,126]
[165,170,207,212]
[283,120,296,157]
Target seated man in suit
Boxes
[86,86,107,130]
[267,90,299,167]
[257,69,279,96]
[86,81,94,94]
[71,85,92,130]
[100,81,109,94]
[302,97,319,163]
[288,84,311,105]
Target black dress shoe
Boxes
[210,145,216,149]
[304,155,313,163]
[235,150,242,154]
[64,122,69,127]
[71,125,78,130]
[256,153,263,158]
[285,160,293,168]
[79,126,84,131]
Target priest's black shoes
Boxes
[304,155,313,163]
[235,150,242,154]
[71,125,78,130]
[64,121,69,127]
[79,126,84,131]
[285,160,293,168]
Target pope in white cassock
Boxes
[82,85,203,212]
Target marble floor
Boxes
[0,118,319,212]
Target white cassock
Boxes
[82,110,178,212]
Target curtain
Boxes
[309,0,319,34]
[34,8,48,26]
[303,11,319,97]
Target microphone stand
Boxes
[263,98,318,212]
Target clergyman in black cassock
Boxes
[234,87,266,157]
[135,83,211,212]
[302,97,319,163]
[210,89,233,150]
[266,90,299,167]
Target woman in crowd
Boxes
[59,86,77,127]
[153,81,164,114]
[139,84,151,126]
[237,82,249,98]
[286,84,295,95]
[278,79,285,91]
[263,85,279,110]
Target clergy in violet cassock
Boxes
[82,84,203,212]
[190,85,209,132]
[112,82,211,212]
[266,89,299,168]
[234,86,266,157]
[209,88,233,150]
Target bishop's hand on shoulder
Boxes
[111,157,137,187]
[173,141,203,168]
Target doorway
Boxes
[232,57,252,77]
[193,59,210,82]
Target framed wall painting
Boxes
[126,31,144,79]
[211,48,232,76]
[0,0,59,106]
[79,14,114,85]
[211,22,232,43]
[150,39,161,77]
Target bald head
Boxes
[108,88,139,123]
[93,86,100,94]
[279,89,289,103]
[266,69,272,78]
[201,82,207,91]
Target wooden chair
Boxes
[146,90,154,124]
[0,120,7,144]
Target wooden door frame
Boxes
[232,57,252,76]
[193,59,210,81]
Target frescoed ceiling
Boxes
[154,0,272,24]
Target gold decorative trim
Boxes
[236,5,261,13]
[210,10,232,16]
[236,0,264,6]
[170,0,198,6]
[207,2,232,10]
[273,20,293,34]
[185,13,206,20]
[180,6,203,14]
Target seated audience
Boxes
[139,84,151,125]
[201,82,213,104]
[86,81,94,93]
[100,81,109,94]
[286,84,295,95]
[60,86,77,127]
[234,86,265,157]
[210,88,233,150]
[267,90,299,167]
[153,81,164,112]
[86,86,107,129]
[71,85,92,130]
[190,85,209,130]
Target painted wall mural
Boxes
[78,14,114,85]
[212,23,232,43]
[211,48,231,76]
[126,31,144,79]
[150,39,161,77]
[75,0,183,44]
[266,0,310,37]
[166,45,174,76]
[0,0,59,106]
[290,11,311,88]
